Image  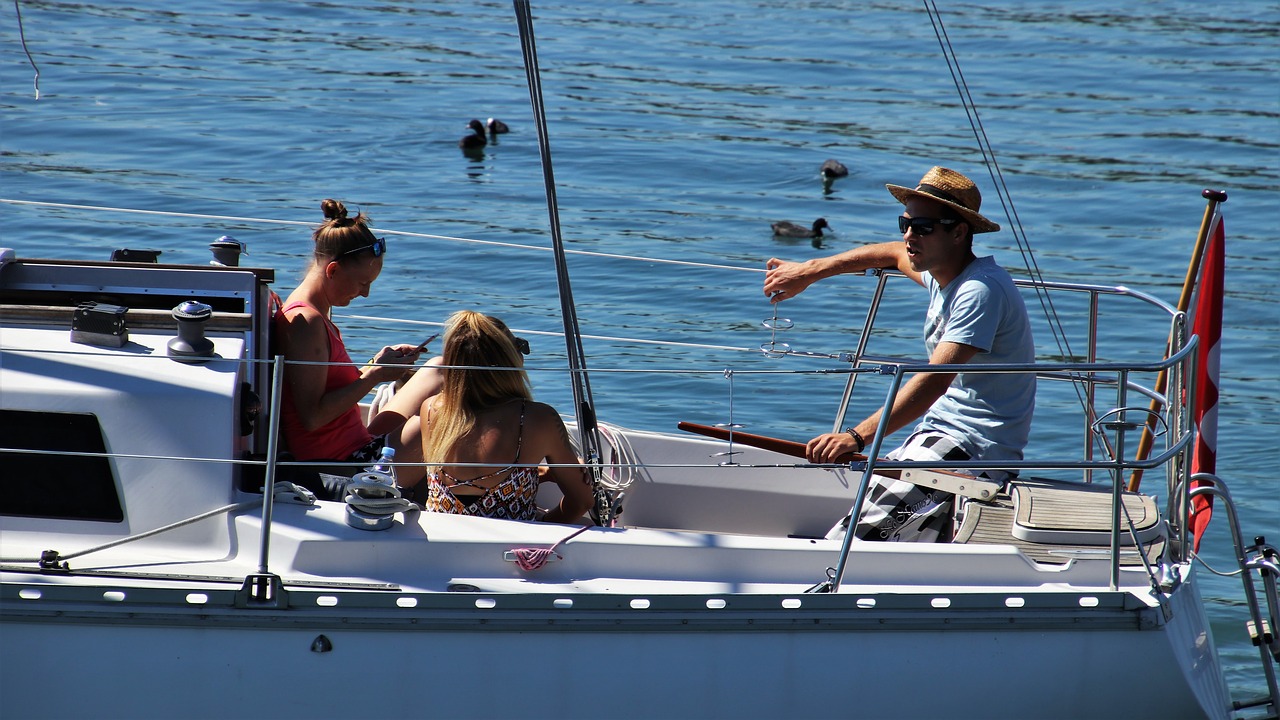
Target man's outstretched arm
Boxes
[764,241,920,302]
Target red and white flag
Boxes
[1190,209,1224,553]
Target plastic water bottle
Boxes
[368,446,398,487]
[345,445,400,531]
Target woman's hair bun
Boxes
[321,198,349,222]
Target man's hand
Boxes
[806,431,861,463]
[763,257,816,302]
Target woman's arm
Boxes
[367,356,443,437]
[400,395,447,494]
[532,404,594,524]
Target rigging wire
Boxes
[923,1,1113,461]
[923,1,1072,364]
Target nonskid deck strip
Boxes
[956,498,1166,566]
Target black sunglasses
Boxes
[898,216,958,236]
[336,236,386,260]
[514,336,530,355]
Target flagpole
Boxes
[1128,188,1227,491]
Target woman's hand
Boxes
[368,344,423,382]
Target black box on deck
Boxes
[71,301,129,348]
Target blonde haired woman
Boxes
[405,310,592,524]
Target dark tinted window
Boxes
[0,409,124,522]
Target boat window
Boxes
[0,409,124,522]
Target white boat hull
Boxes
[0,565,1228,719]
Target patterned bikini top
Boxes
[425,401,541,521]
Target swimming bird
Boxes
[820,159,849,180]
[486,117,509,139]
[771,218,831,238]
[459,119,487,149]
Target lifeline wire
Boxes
[0,198,759,274]
[1,196,965,363]
[0,213,854,360]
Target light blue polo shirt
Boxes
[918,255,1036,463]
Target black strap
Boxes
[917,183,969,211]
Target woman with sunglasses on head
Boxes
[276,199,442,484]
[402,310,593,524]
[763,167,1035,544]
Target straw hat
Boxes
[886,166,1000,234]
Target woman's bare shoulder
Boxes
[280,301,324,326]
[525,400,567,424]
[277,306,327,357]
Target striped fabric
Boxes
[828,430,1010,543]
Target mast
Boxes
[512,0,612,525]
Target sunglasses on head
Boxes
[898,216,958,236]
[514,336,530,356]
[336,236,386,260]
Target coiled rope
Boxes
[510,524,591,571]
[343,473,421,518]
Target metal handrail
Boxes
[830,271,1187,483]
[822,273,1198,587]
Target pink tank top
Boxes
[277,301,372,461]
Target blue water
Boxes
[3,0,1278,704]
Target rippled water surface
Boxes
[3,0,1278,703]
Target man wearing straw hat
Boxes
[763,166,1035,542]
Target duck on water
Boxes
[820,159,848,180]
[459,119,487,149]
[772,217,831,238]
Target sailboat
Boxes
[1,3,1276,719]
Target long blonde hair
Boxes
[422,310,533,468]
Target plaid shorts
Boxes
[838,430,1008,543]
